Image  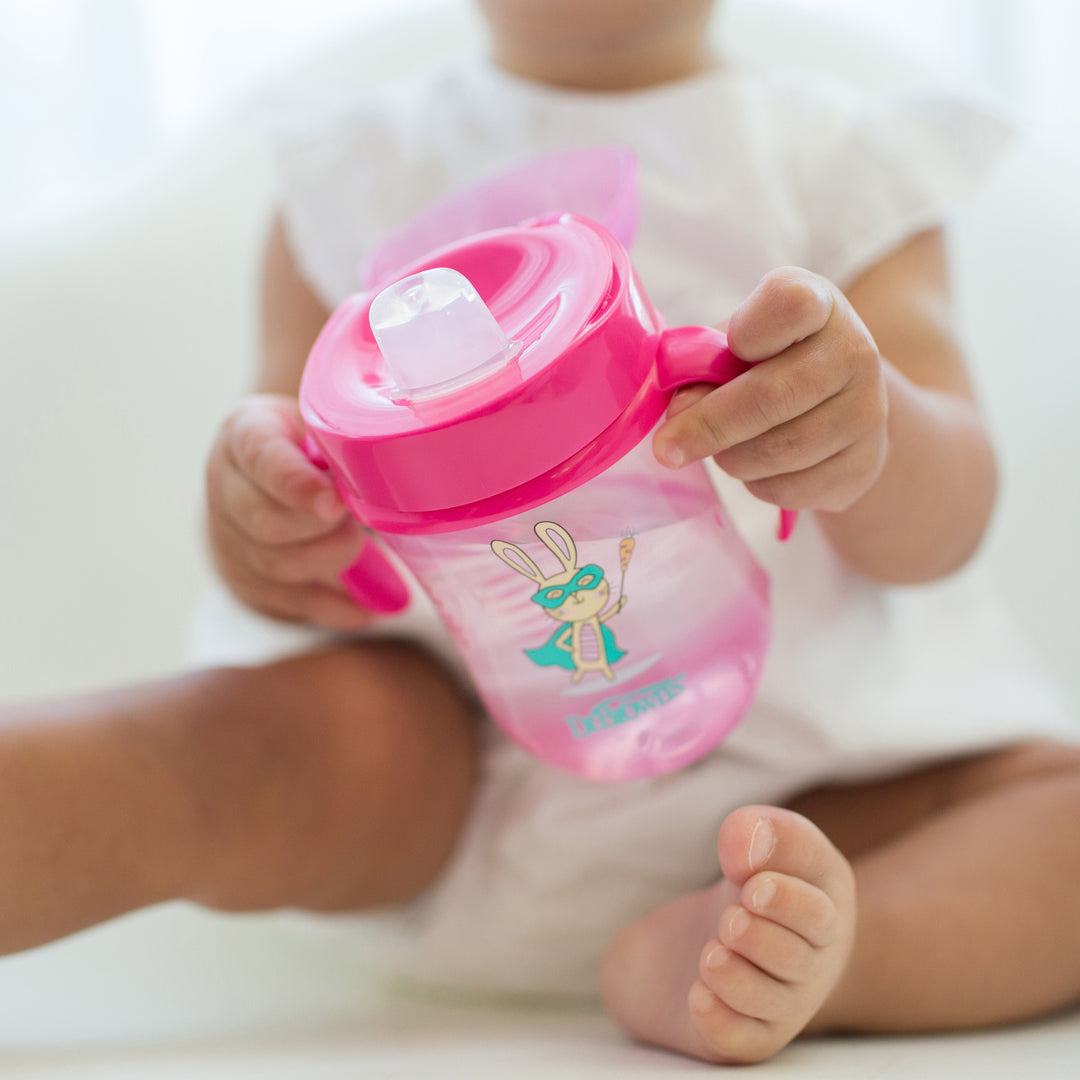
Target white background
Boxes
[3,0,1079,233]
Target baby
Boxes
[3,0,1079,1067]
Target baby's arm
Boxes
[654,229,996,584]
[205,215,371,628]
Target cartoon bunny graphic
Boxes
[491,521,629,683]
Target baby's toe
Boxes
[717,805,854,902]
[687,980,774,1065]
[698,940,791,1022]
[717,902,818,983]
[678,805,859,1064]
[741,871,839,947]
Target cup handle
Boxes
[301,435,411,613]
[339,539,412,614]
[657,326,797,542]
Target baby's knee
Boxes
[175,649,479,912]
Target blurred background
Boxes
[4,0,1079,234]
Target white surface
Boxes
[1,1,1079,1076]
[0,905,1078,1078]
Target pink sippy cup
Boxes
[299,177,781,781]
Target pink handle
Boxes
[340,538,411,614]
[655,325,754,391]
[657,326,798,542]
[301,435,411,614]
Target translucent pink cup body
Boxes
[383,436,770,781]
[301,195,789,781]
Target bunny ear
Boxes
[491,540,547,585]
[534,521,577,573]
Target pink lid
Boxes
[300,214,665,531]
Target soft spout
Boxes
[369,267,513,397]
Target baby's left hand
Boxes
[654,268,889,513]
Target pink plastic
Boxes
[384,436,770,780]
[304,226,795,538]
[303,216,641,523]
[300,433,409,614]
[300,211,778,778]
[296,148,797,777]
[339,540,411,614]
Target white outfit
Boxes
[190,57,1077,998]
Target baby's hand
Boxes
[654,268,888,513]
[206,394,372,629]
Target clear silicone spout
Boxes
[369,267,514,397]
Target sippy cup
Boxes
[299,161,784,781]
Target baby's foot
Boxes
[600,806,856,1065]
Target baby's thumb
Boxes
[667,382,713,420]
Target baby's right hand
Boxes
[206,394,373,630]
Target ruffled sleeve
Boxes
[777,76,1012,287]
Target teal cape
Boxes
[525,623,627,670]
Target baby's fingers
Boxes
[210,506,366,584]
[212,460,343,545]
[655,346,844,468]
[654,270,878,469]
[726,268,834,362]
[224,395,343,522]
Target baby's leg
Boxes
[0,641,477,956]
[799,740,1080,1033]
[601,739,1080,1064]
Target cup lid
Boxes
[300,214,662,524]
